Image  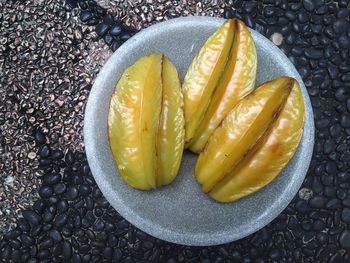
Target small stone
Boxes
[299,188,313,200]
[39,186,53,198]
[270,32,283,46]
[326,199,341,209]
[309,196,325,208]
[224,9,233,19]
[339,230,350,249]
[340,114,350,128]
[109,23,122,36]
[65,186,78,200]
[65,150,75,165]
[80,11,94,22]
[43,173,61,185]
[52,149,64,160]
[343,197,350,207]
[23,210,41,226]
[341,208,350,223]
[304,48,323,59]
[96,23,110,37]
[28,152,37,159]
[54,213,68,228]
[111,40,123,52]
[49,230,63,242]
[333,19,348,34]
[54,183,67,194]
[39,145,51,158]
[303,0,316,11]
[35,129,46,144]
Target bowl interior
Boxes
[84,17,314,246]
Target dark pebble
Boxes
[62,227,73,238]
[37,249,50,259]
[224,8,234,19]
[43,173,61,185]
[33,199,45,213]
[343,197,350,207]
[72,254,82,263]
[313,220,326,231]
[341,208,350,223]
[62,240,72,259]
[54,213,68,228]
[39,186,53,198]
[4,229,22,240]
[66,186,79,200]
[80,10,94,22]
[333,19,348,34]
[23,210,41,227]
[309,196,325,208]
[34,128,46,144]
[103,34,113,46]
[96,22,110,37]
[111,40,123,52]
[39,145,51,158]
[119,31,133,42]
[54,183,66,194]
[65,150,75,165]
[49,229,63,242]
[295,200,310,213]
[102,13,113,25]
[51,149,64,160]
[335,87,348,102]
[303,0,317,11]
[79,184,92,196]
[339,33,350,48]
[21,234,34,247]
[339,230,350,249]
[340,114,350,128]
[109,22,122,36]
[82,254,92,263]
[304,48,323,59]
[242,1,257,13]
[298,12,309,24]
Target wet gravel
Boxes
[1,0,350,262]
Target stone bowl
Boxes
[84,16,314,246]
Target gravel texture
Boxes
[1,0,350,262]
[0,0,104,235]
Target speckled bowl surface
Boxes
[84,16,314,246]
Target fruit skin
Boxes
[156,57,185,186]
[108,54,184,190]
[189,19,257,153]
[108,53,163,190]
[195,77,294,193]
[182,19,234,146]
[209,80,304,202]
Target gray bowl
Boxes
[84,16,314,246]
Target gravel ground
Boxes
[1,0,350,262]
[0,0,108,235]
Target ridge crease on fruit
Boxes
[182,19,234,146]
[108,53,184,190]
[195,76,303,197]
[188,19,257,153]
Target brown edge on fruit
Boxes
[155,54,165,188]
[206,77,295,196]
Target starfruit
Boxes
[188,19,257,153]
[209,80,304,202]
[183,19,257,151]
[195,77,304,201]
[108,53,185,190]
[182,19,234,146]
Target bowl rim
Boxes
[84,16,315,246]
